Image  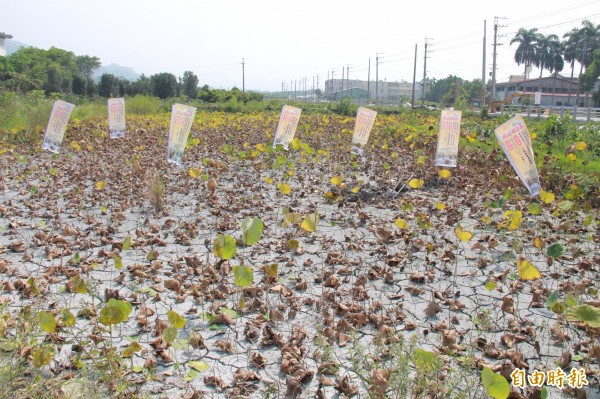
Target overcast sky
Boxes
[2,0,599,91]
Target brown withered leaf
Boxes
[164,279,181,293]
[335,375,358,396]
[233,368,260,383]
[424,300,442,317]
[214,339,234,353]
[244,322,261,343]
[261,325,284,347]
[154,318,168,336]
[210,313,234,325]
[156,349,174,363]
[409,271,425,283]
[501,296,514,314]
[250,352,267,369]
[550,322,569,342]
[204,375,227,389]
[405,286,424,295]
[508,350,529,369]
[323,274,341,288]
[188,331,206,349]
[8,241,25,253]
[442,329,458,347]
[368,368,391,396]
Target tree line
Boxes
[510,20,600,105]
[0,46,262,103]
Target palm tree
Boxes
[510,28,539,81]
[577,21,600,104]
[534,33,560,103]
[548,42,565,106]
[563,20,600,106]
[563,26,582,106]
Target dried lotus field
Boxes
[0,110,599,399]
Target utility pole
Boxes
[376,53,382,105]
[367,58,371,102]
[294,80,297,100]
[331,69,336,100]
[241,58,245,93]
[491,16,507,110]
[482,20,486,108]
[342,66,345,97]
[412,44,417,108]
[312,76,315,101]
[575,39,590,107]
[347,64,351,93]
[422,38,433,106]
[304,77,307,103]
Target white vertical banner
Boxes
[351,107,377,156]
[167,103,197,165]
[108,98,126,138]
[435,110,462,167]
[494,115,541,196]
[534,91,542,105]
[272,105,302,149]
[42,100,75,153]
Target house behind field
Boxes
[0,32,13,57]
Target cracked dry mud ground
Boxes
[0,112,599,398]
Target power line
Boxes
[509,0,598,25]
[506,12,600,36]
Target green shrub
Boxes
[330,97,358,116]
[71,101,106,121]
[541,114,576,138]
[568,123,600,156]
[126,95,162,115]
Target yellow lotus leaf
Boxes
[277,183,291,195]
[330,176,343,186]
[300,213,319,233]
[408,179,424,189]
[502,210,523,230]
[188,167,202,178]
[539,190,555,204]
[95,181,106,190]
[438,169,451,179]
[574,142,587,151]
[394,219,408,229]
[517,258,541,280]
[454,227,473,242]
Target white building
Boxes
[325,78,422,102]
[492,74,589,107]
[0,32,13,57]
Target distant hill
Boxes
[6,39,30,54]
[93,64,140,82]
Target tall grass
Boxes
[0,91,54,130]
[126,95,162,115]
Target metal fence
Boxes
[500,104,600,122]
